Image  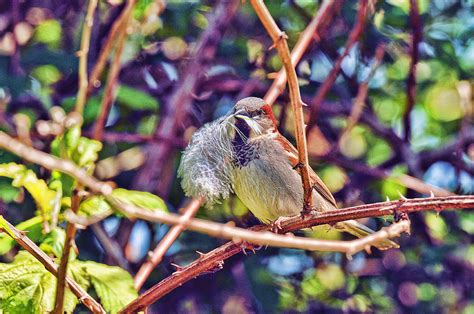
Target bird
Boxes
[180,97,398,250]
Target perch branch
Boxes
[250,0,313,212]
[119,191,474,311]
[119,220,411,313]
[0,216,105,313]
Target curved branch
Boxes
[251,0,313,211]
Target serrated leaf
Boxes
[0,163,56,217]
[81,261,138,313]
[0,216,43,254]
[78,195,112,217]
[111,188,167,212]
[0,251,84,313]
[116,85,159,111]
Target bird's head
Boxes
[230,97,277,141]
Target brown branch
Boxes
[309,0,371,126]
[0,216,105,313]
[338,43,385,144]
[133,198,201,290]
[93,0,136,141]
[402,0,422,141]
[75,0,99,114]
[54,190,81,313]
[87,0,136,96]
[118,194,474,312]
[250,0,313,212]
[263,0,338,105]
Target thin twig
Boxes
[250,0,313,212]
[134,198,201,290]
[75,0,99,114]
[93,0,136,141]
[54,191,81,313]
[402,0,422,141]
[264,0,338,105]
[338,43,385,144]
[0,216,105,313]
[309,0,371,126]
[87,0,135,96]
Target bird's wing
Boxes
[277,133,337,208]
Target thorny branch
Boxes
[119,194,474,312]
[250,0,313,212]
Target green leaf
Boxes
[72,137,103,171]
[78,195,112,217]
[39,228,68,259]
[0,251,83,313]
[116,85,159,111]
[111,188,168,212]
[34,19,62,48]
[0,163,56,216]
[81,261,138,313]
[0,216,43,254]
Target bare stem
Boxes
[0,216,105,313]
[75,0,99,114]
[134,198,201,290]
[54,191,81,314]
[309,0,370,126]
[250,0,313,211]
[93,0,136,141]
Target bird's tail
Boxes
[337,220,399,250]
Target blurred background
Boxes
[0,0,473,312]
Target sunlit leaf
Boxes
[0,163,56,217]
[0,216,43,254]
[111,188,168,212]
[116,85,159,111]
[0,251,84,313]
[78,196,112,217]
[81,261,138,313]
[34,19,61,48]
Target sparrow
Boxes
[179,97,397,249]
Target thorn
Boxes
[170,263,184,272]
[147,251,154,259]
[196,250,206,258]
[385,195,391,202]
[429,190,435,198]
[301,101,308,107]
[397,191,408,201]
[345,253,353,260]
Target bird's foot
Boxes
[239,241,261,255]
[271,216,292,233]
